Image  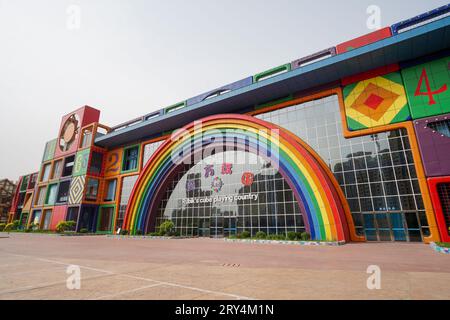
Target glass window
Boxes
[427,119,450,138]
[66,207,79,224]
[80,127,93,148]
[143,140,165,166]
[122,146,139,172]
[155,150,303,237]
[42,209,52,230]
[98,207,115,232]
[62,155,75,177]
[51,160,63,180]
[30,209,42,227]
[34,186,47,206]
[104,179,117,202]
[45,184,58,205]
[437,183,450,235]
[89,152,104,175]
[85,178,99,201]
[254,94,427,242]
[40,163,51,182]
[28,173,38,189]
[56,180,71,203]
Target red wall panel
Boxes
[336,27,392,54]
[49,205,67,231]
[428,176,450,243]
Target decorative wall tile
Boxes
[343,72,411,131]
[69,175,85,205]
[402,56,450,119]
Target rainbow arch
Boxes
[123,114,356,242]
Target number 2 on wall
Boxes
[106,152,119,174]
[414,68,447,106]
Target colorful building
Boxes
[0,179,16,223]
[7,4,450,243]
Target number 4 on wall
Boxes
[414,68,448,105]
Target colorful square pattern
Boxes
[343,72,411,131]
[401,56,450,119]
[69,175,85,205]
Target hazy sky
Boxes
[0,0,448,180]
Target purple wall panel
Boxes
[291,47,336,70]
[414,113,450,177]
[186,77,253,106]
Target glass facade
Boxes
[143,140,165,166]
[117,175,138,229]
[255,95,429,242]
[156,151,304,237]
[151,94,430,241]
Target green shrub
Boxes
[120,229,129,235]
[437,242,450,248]
[79,228,88,234]
[240,231,251,239]
[158,220,174,236]
[300,232,311,241]
[255,231,267,239]
[135,229,143,235]
[278,234,287,240]
[4,222,16,232]
[287,231,297,241]
[56,221,76,233]
[0,223,5,231]
[147,232,159,236]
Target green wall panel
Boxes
[42,139,57,163]
[402,56,450,119]
[72,149,90,177]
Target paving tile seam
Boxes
[0,273,112,297]
[2,251,255,300]
[94,283,164,300]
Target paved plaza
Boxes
[0,233,449,300]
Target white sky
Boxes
[0,0,448,180]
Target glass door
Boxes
[363,212,418,242]
[223,217,237,237]
[198,218,210,237]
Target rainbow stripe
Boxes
[123,114,352,241]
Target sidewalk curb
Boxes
[223,238,345,246]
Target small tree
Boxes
[0,223,5,232]
[158,220,174,236]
